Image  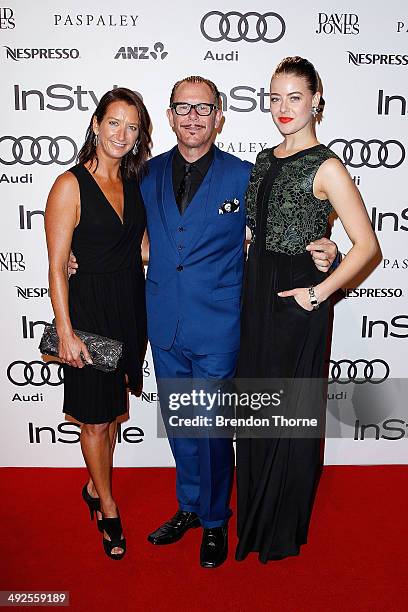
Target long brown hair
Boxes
[77,87,152,180]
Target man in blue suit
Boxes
[141,76,252,568]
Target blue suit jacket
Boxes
[140,145,253,352]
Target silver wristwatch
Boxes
[308,286,320,310]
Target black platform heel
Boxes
[102,514,126,561]
[81,484,104,533]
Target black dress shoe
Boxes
[147,510,200,545]
[200,525,228,568]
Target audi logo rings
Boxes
[327,359,390,385]
[7,360,64,386]
[328,139,405,169]
[0,136,78,166]
[200,11,286,43]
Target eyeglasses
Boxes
[170,102,218,116]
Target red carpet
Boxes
[2,466,407,611]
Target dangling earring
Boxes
[94,133,99,146]
[311,106,319,117]
[132,139,139,155]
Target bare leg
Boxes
[87,419,117,495]
[109,419,118,461]
[81,422,124,556]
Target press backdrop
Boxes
[1,0,407,466]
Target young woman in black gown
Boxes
[45,88,151,559]
[235,57,380,563]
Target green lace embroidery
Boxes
[246,146,340,255]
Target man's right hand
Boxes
[306,238,338,272]
[68,251,78,278]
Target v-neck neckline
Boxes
[83,165,125,226]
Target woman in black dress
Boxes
[235,57,380,563]
[45,88,151,559]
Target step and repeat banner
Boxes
[1,0,407,466]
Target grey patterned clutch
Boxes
[39,323,123,372]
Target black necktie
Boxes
[176,163,193,215]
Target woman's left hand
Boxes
[277,287,314,312]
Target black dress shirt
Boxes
[172,145,214,205]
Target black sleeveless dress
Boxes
[236,145,339,562]
[62,164,146,424]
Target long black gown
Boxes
[63,164,146,425]
[236,144,339,563]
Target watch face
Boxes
[308,286,319,309]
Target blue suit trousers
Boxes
[151,325,238,528]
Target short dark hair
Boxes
[169,76,220,106]
[77,87,152,180]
